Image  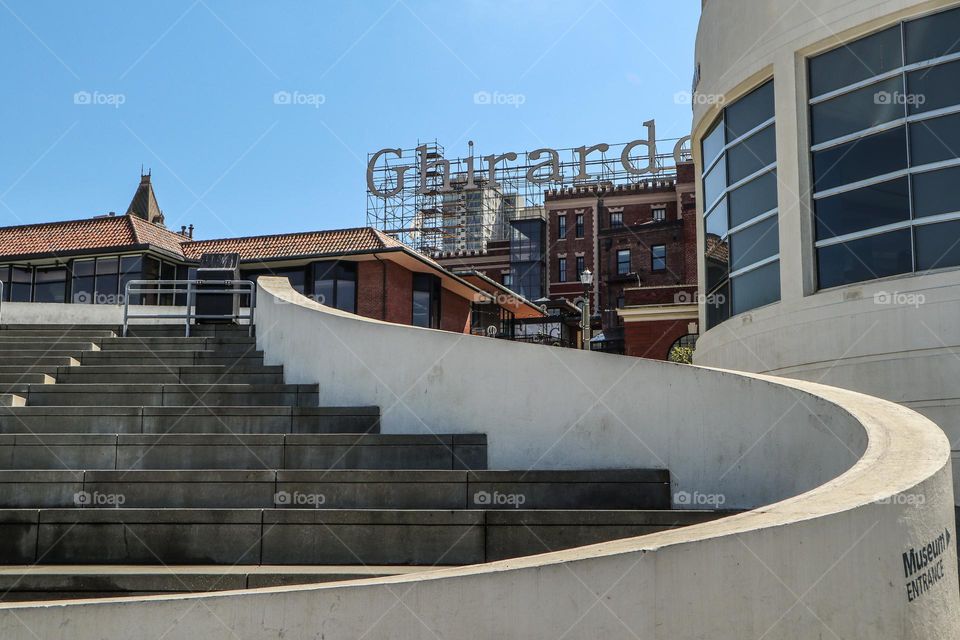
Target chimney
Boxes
[188,224,194,239]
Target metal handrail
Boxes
[122,279,256,337]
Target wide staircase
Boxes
[0,324,730,601]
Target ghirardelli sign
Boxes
[367,120,691,198]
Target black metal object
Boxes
[196,253,240,323]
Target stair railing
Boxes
[122,279,256,337]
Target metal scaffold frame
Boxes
[366,138,691,256]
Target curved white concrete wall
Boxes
[691,0,960,501]
[1,277,951,639]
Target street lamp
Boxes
[579,269,593,350]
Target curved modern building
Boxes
[693,0,960,512]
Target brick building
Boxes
[545,161,699,359]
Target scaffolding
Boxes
[366,138,692,256]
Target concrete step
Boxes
[0,374,54,385]
[0,406,380,435]
[0,469,664,510]
[0,324,119,332]
[0,394,25,407]
[53,365,284,385]
[0,565,438,602]
[0,508,725,565]
[0,330,117,338]
[0,433,485,471]
[79,351,265,366]
[97,337,257,352]
[0,342,100,352]
[22,383,319,407]
[0,365,62,376]
[126,325,253,338]
[0,357,78,370]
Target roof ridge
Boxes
[183,226,382,246]
[0,214,127,232]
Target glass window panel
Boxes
[728,170,778,227]
[412,290,431,327]
[705,198,728,239]
[703,156,727,208]
[731,260,780,315]
[336,279,356,313]
[913,165,960,217]
[726,125,777,184]
[906,59,960,114]
[702,118,725,168]
[809,26,902,98]
[159,262,176,306]
[119,256,142,305]
[812,126,907,193]
[905,6,960,64]
[0,266,8,302]
[140,257,160,305]
[814,177,910,240]
[910,112,960,165]
[816,229,912,289]
[651,245,666,271]
[10,266,32,302]
[725,81,774,141]
[71,260,95,304]
[916,219,960,271]
[730,217,778,271]
[705,281,729,329]
[617,249,630,275]
[810,76,904,145]
[94,257,119,305]
[34,268,66,304]
[705,237,730,292]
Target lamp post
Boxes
[579,269,593,350]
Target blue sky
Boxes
[0,0,701,239]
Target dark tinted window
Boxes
[119,256,142,305]
[814,178,910,240]
[913,166,960,218]
[706,282,730,328]
[728,170,778,227]
[916,219,960,271]
[95,257,119,304]
[731,261,780,314]
[810,76,904,144]
[905,6,960,64]
[730,217,778,271]
[412,273,441,328]
[705,243,729,292]
[10,266,32,302]
[0,266,8,302]
[906,59,960,114]
[726,125,776,184]
[910,112,960,165]
[34,267,66,303]
[71,260,95,304]
[809,26,902,97]
[812,126,907,192]
[817,229,912,288]
[725,81,774,141]
[617,249,630,275]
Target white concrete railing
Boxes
[0,276,956,639]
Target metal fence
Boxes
[122,280,256,337]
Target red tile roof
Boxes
[0,214,187,260]
[0,214,414,264]
[181,227,405,261]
